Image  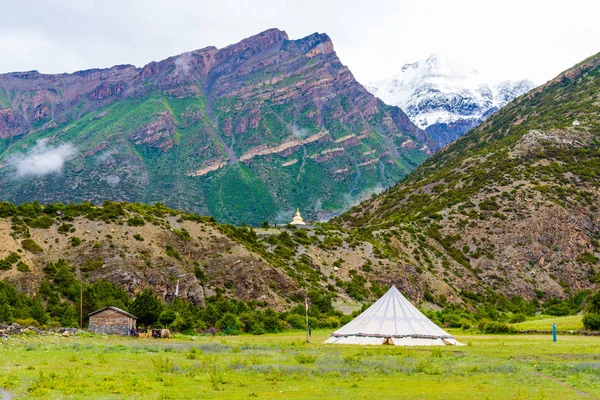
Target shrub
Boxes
[81,259,104,272]
[27,215,55,229]
[127,216,146,227]
[509,313,527,323]
[545,303,571,316]
[217,312,239,331]
[57,223,74,235]
[70,237,82,247]
[133,233,144,241]
[295,354,317,364]
[0,304,15,323]
[285,314,306,330]
[21,239,43,253]
[587,291,600,314]
[479,321,516,334]
[16,262,30,272]
[165,245,181,260]
[582,313,600,331]
[193,263,206,282]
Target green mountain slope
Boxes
[337,51,600,300]
[0,29,431,225]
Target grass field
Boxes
[510,315,584,331]
[0,330,599,399]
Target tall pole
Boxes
[305,297,309,343]
[79,267,83,329]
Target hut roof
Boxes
[88,306,137,319]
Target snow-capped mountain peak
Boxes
[366,54,536,142]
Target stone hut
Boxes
[88,306,137,335]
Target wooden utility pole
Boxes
[305,297,309,343]
[78,267,83,329]
[80,280,83,329]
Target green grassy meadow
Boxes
[510,315,584,331]
[1,330,599,399]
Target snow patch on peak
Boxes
[367,53,535,130]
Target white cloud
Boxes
[0,1,597,85]
[105,175,121,186]
[174,53,193,76]
[291,125,311,139]
[10,139,76,178]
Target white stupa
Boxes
[290,208,305,226]
[324,286,462,346]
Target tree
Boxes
[217,312,238,331]
[158,310,176,328]
[0,303,14,323]
[131,289,163,327]
[583,313,600,331]
[30,299,48,325]
[583,291,600,331]
[587,291,600,314]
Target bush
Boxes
[217,312,239,331]
[509,313,527,323]
[21,239,43,253]
[587,291,600,314]
[479,321,516,334]
[443,314,463,328]
[127,216,146,227]
[545,303,571,316]
[317,316,340,328]
[285,314,306,330]
[27,215,55,229]
[295,354,317,364]
[133,234,144,241]
[193,264,206,282]
[70,237,82,247]
[81,259,104,272]
[16,262,30,272]
[583,313,600,331]
[165,245,180,260]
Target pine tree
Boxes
[131,289,163,327]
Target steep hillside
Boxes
[340,51,600,300]
[367,53,535,147]
[1,201,457,313]
[0,29,430,225]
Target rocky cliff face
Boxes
[0,29,430,225]
[339,51,600,301]
[366,53,535,147]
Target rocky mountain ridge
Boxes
[0,29,431,225]
[339,50,600,301]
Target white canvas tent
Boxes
[325,286,462,346]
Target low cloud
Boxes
[291,124,311,139]
[10,139,76,178]
[105,175,121,187]
[274,208,295,225]
[96,149,118,163]
[174,52,193,76]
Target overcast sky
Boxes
[1,0,598,85]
